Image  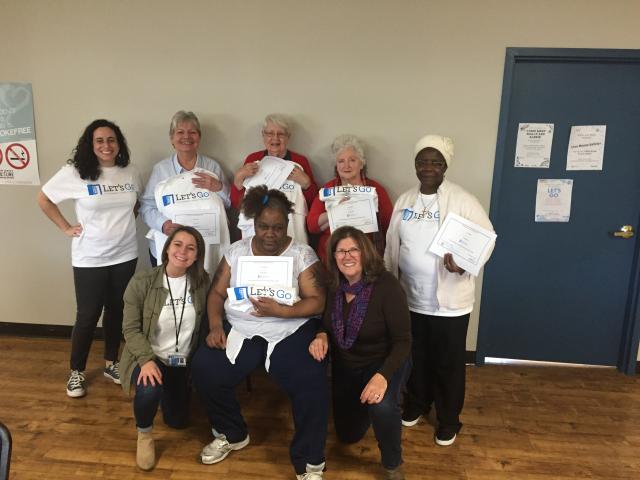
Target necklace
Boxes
[419,193,438,216]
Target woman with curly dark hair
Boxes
[309,226,411,480]
[37,119,140,398]
[192,185,329,480]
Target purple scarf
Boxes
[331,279,374,350]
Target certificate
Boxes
[173,210,220,244]
[242,156,295,190]
[534,179,573,222]
[428,213,497,277]
[514,123,554,168]
[566,125,606,171]
[236,256,294,288]
[327,197,379,234]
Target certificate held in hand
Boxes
[428,213,496,276]
[327,197,379,234]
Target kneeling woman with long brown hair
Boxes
[309,226,411,480]
[119,226,210,471]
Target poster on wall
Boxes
[514,123,554,168]
[566,125,606,171]
[535,179,573,222]
[0,82,40,186]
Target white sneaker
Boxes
[66,370,86,398]
[200,434,249,464]
[296,462,325,479]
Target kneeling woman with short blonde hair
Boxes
[120,226,210,471]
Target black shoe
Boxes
[435,427,457,446]
[401,405,423,427]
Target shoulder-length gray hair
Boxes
[169,110,201,136]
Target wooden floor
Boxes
[1,336,639,480]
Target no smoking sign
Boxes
[5,143,30,169]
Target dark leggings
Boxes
[70,258,137,371]
[132,363,190,430]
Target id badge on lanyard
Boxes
[166,270,188,367]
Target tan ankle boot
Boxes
[384,465,405,480]
[136,431,156,471]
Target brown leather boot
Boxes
[136,431,156,471]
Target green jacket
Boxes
[119,265,210,395]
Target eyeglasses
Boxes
[415,158,446,168]
[262,130,288,140]
[334,247,361,258]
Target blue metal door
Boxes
[477,48,640,374]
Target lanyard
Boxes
[165,271,188,353]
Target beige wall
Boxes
[2,0,640,359]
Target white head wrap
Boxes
[414,134,454,167]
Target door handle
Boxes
[611,225,634,239]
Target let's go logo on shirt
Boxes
[402,208,439,222]
[87,183,136,196]
[162,191,210,206]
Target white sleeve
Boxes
[41,165,80,204]
[140,164,169,232]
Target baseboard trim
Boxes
[2,323,638,372]
[0,322,104,339]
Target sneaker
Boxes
[200,434,249,464]
[104,362,121,385]
[435,428,457,446]
[401,402,424,427]
[296,462,325,479]
[66,370,86,398]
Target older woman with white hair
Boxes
[140,110,230,267]
[307,134,392,265]
[384,134,494,447]
[230,114,318,241]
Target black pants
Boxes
[192,320,328,475]
[70,258,137,371]
[332,358,410,470]
[404,311,470,435]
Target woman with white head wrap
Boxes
[384,134,495,447]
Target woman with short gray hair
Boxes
[140,110,230,266]
[307,134,393,265]
[230,113,318,224]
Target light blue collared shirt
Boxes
[140,154,230,255]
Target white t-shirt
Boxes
[150,274,196,362]
[398,194,471,317]
[223,237,318,370]
[42,164,140,267]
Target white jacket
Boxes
[384,179,494,312]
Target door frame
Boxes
[476,47,640,375]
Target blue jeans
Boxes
[332,357,411,470]
[132,362,190,431]
[192,320,329,475]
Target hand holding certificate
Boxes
[242,156,295,191]
[428,213,496,276]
